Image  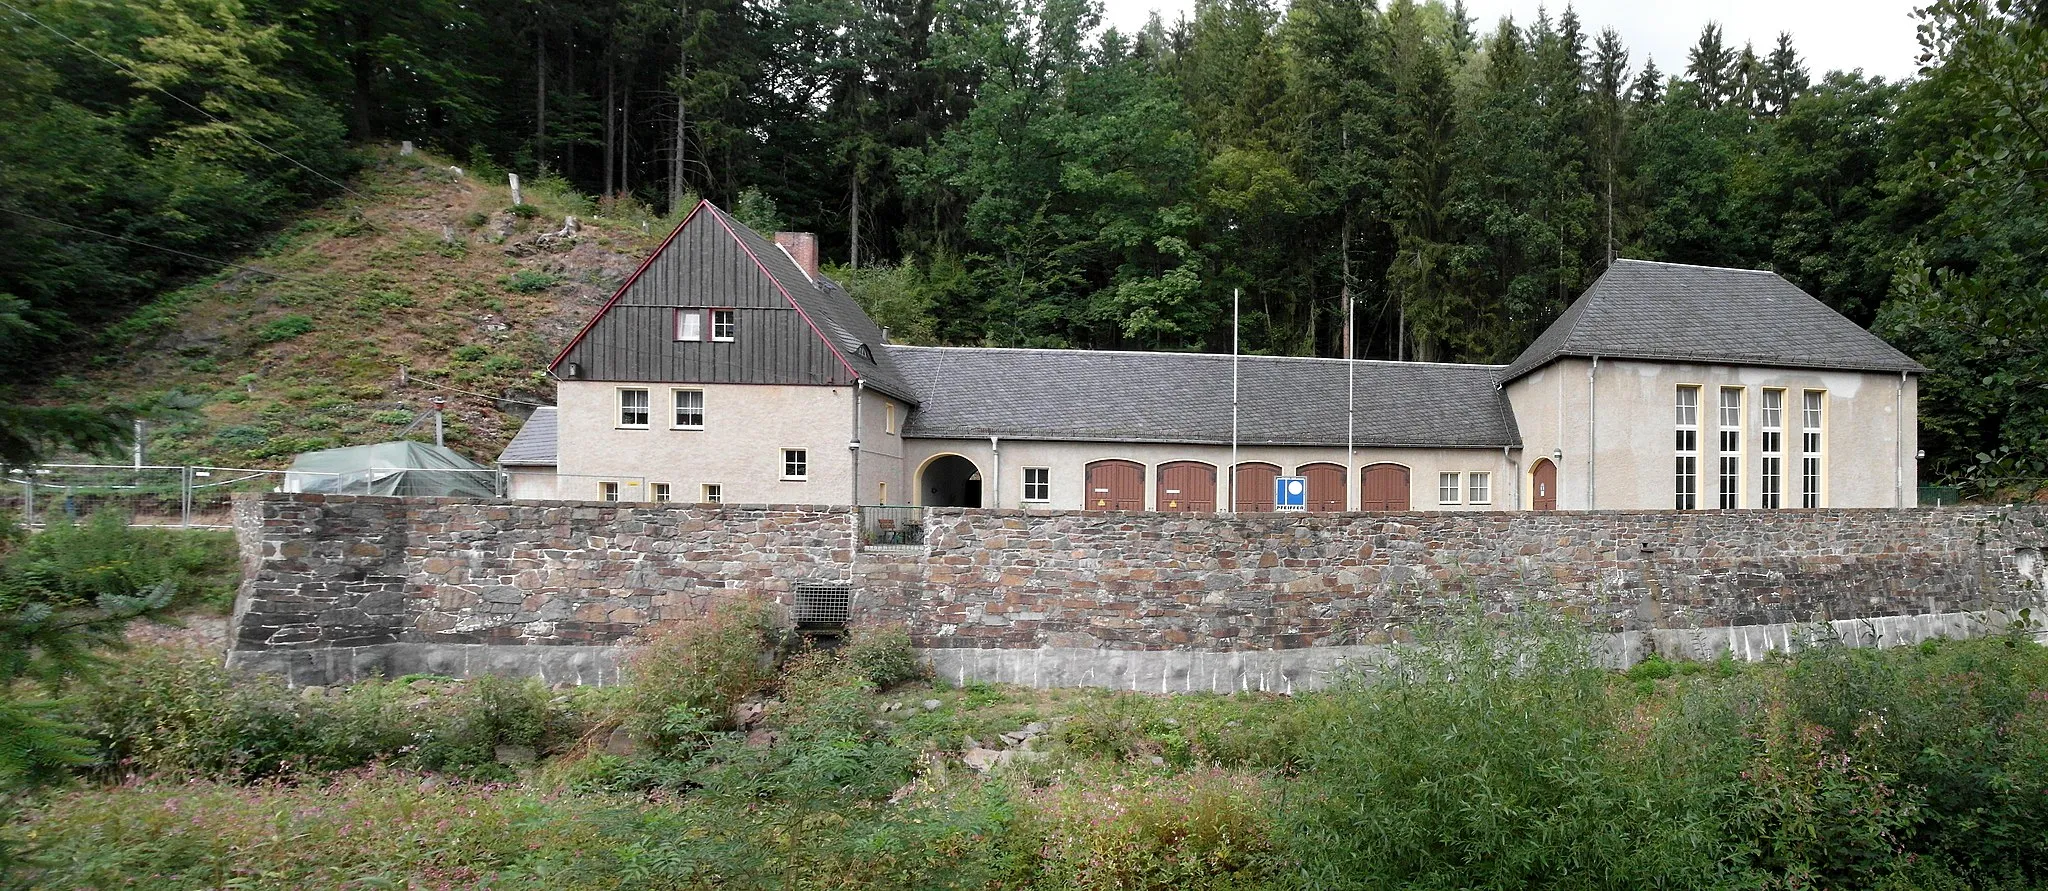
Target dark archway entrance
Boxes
[919,454,982,507]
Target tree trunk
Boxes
[604,60,615,200]
[849,165,861,268]
[621,79,630,197]
[535,27,548,171]
[1340,211,1352,360]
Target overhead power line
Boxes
[0,0,372,203]
[0,206,359,303]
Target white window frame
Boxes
[675,308,703,342]
[1760,389,1784,509]
[599,481,620,502]
[1717,387,1743,510]
[1439,471,1462,505]
[1675,385,1700,510]
[711,308,737,342]
[671,388,704,430]
[652,482,671,503]
[1467,471,1491,505]
[617,388,650,428]
[702,483,723,503]
[1801,390,1826,508]
[1022,467,1051,503]
[782,448,809,481]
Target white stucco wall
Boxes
[505,467,559,500]
[1505,359,1917,510]
[857,388,909,505]
[555,381,856,504]
[901,439,1520,512]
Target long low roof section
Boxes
[886,345,1521,449]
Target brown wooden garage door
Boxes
[1298,463,1346,511]
[1084,460,1145,511]
[1233,462,1280,512]
[1359,463,1411,511]
[1156,461,1216,512]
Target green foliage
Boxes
[0,512,238,614]
[507,203,541,219]
[255,314,315,343]
[498,271,561,294]
[1010,767,1280,890]
[621,597,782,752]
[843,624,923,689]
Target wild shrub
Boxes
[1008,767,1280,890]
[68,647,312,779]
[1281,607,1752,890]
[498,270,560,293]
[255,314,314,343]
[842,623,924,689]
[0,512,238,612]
[623,597,781,753]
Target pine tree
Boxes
[1633,54,1665,104]
[1685,23,1737,108]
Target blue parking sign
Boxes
[1275,476,1307,511]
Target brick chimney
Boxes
[774,231,819,281]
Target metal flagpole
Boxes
[1230,287,1240,515]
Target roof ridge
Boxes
[883,344,1505,369]
[1612,257,1776,274]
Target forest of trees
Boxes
[0,0,2042,486]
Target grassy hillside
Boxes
[34,147,668,467]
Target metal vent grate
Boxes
[792,583,853,632]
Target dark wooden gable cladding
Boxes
[551,203,856,386]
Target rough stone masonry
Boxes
[227,493,2048,689]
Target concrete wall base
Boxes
[226,609,2040,691]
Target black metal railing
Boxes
[859,504,925,547]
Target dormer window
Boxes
[675,309,702,342]
[711,309,736,342]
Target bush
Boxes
[0,512,239,613]
[843,624,924,689]
[623,597,782,753]
[1010,767,1280,890]
[68,647,312,779]
[255,314,314,343]
[499,270,560,293]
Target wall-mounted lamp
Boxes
[1552,448,1563,461]
[1915,449,1925,460]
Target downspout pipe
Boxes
[989,436,1000,510]
[851,380,864,507]
[1587,356,1600,510]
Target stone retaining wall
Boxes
[227,494,2048,687]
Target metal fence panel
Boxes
[860,505,925,547]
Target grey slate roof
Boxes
[886,346,1520,449]
[1501,259,1926,383]
[496,407,557,466]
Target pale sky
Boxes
[1102,0,1928,84]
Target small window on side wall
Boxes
[703,484,723,503]
[600,481,620,502]
[652,483,671,502]
[675,309,702,341]
[1023,467,1050,502]
[1439,472,1462,504]
[711,309,736,342]
[884,402,896,435]
[783,449,808,480]
[1468,472,1491,505]
[673,389,704,429]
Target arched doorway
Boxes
[918,454,982,507]
[1531,458,1557,510]
[1084,460,1145,510]
[1298,463,1347,511]
[1233,462,1280,512]
[1359,463,1411,511]
[1156,461,1216,512]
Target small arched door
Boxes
[1359,463,1411,511]
[1531,458,1558,510]
[1233,462,1280,512]
[1156,461,1217,512]
[1084,460,1145,511]
[1298,463,1347,511]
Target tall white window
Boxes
[1439,472,1462,504]
[1801,391,1825,507]
[1760,389,1784,509]
[675,309,702,341]
[1467,472,1491,505]
[783,449,808,480]
[711,309,736,342]
[884,402,896,435]
[1023,467,1050,502]
[1675,385,1700,510]
[618,388,650,427]
[600,481,620,502]
[652,483,671,502]
[673,389,704,429]
[1718,387,1743,509]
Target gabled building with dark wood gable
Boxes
[509,206,1923,512]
